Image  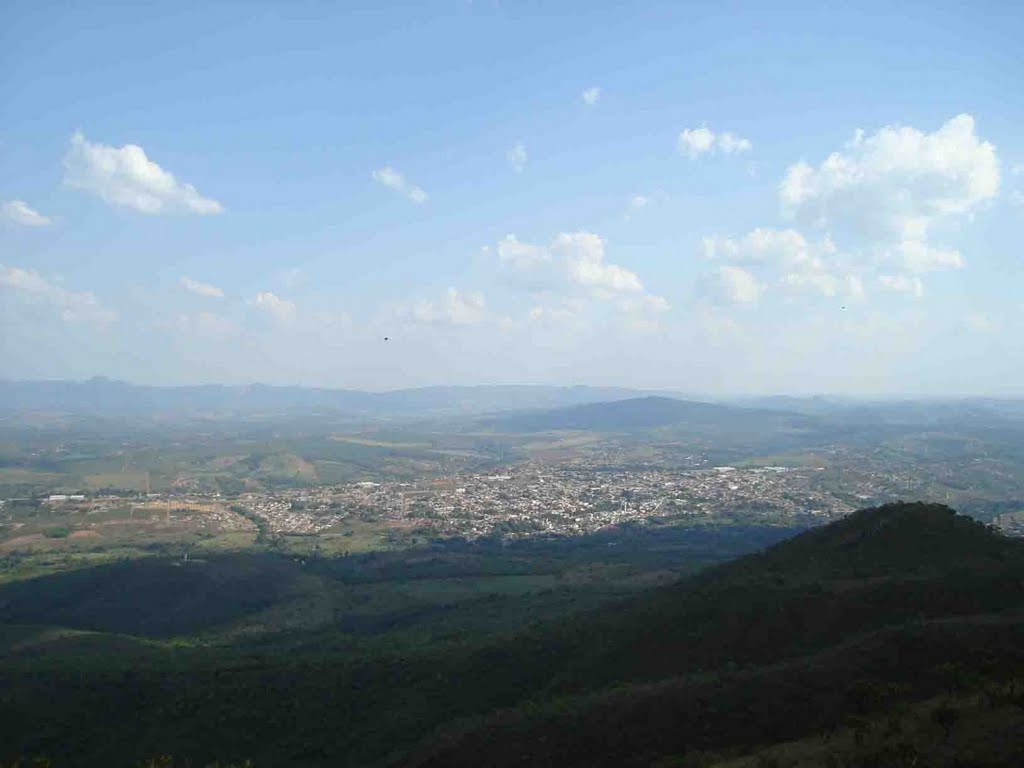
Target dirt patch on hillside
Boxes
[0,533,44,550]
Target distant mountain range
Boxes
[2,378,1023,435]
[0,377,663,420]
[481,395,817,433]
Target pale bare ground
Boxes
[1,529,100,551]
[329,435,432,448]
[69,530,101,539]
[0,533,44,551]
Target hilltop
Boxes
[403,503,1024,766]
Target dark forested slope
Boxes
[2,503,1022,767]
[403,503,1024,767]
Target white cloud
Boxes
[497,234,550,268]
[702,228,861,300]
[553,231,644,294]
[507,143,527,173]
[582,86,601,106]
[710,265,761,304]
[249,291,296,321]
[703,228,818,267]
[372,165,428,204]
[180,276,224,298]
[490,231,659,327]
[717,132,753,155]
[412,287,487,325]
[2,200,52,227]
[63,132,223,215]
[698,115,995,307]
[780,114,997,245]
[619,294,671,332]
[678,126,752,158]
[878,274,924,298]
[0,264,117,324]
[781,270,848,298]
[678,127,715,158]
[886,240,963,273]
[630,194,649,210]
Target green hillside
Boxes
[402,503,1024,766]
[484,395,816,433]
[1,503,1022,767]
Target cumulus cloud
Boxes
[497,234,550,269]
[493,231,646,295]
[490,231,661,330]
[717,132,753,155]
[507,143,527,173]
[708,265,761,305]
[553,231,644,294]
[0,264,117,324]
[677,126,752,158]
[411,288,487,325]
[780,113,996,272]
[63,132,223,215]
[180,276,224,298]
[678,127,715,157]
[372,165,428,204]
[249,291,296,321]
[885,240,963,273]
[703,227,819,267]
[702,228,862,301]
[878,274,924,298]
[616,294,671,332]
[781,271,863,300]
[2,200,52,227]
[698,115,996,306]
[582,86,601,106]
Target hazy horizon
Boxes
[3,375,1023,402]
[3,2,1023,395]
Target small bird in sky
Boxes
[384,336,389,341]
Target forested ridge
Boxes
[1,503,1022,766]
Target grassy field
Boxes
[0,428,509,497]
[0,498,258,583]
[83,471,151,491]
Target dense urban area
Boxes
[6,459,1024,550]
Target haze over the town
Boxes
[2,1,1022,394]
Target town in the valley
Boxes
[7,456,1020,549]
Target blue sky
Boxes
[2,1,1022,393]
